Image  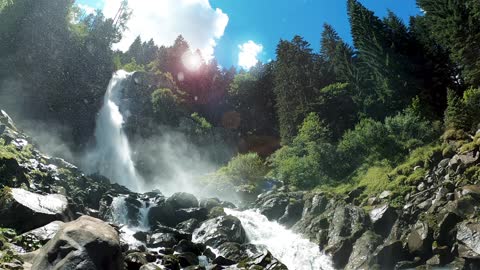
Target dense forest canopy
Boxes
[1,0,480,195]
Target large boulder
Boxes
[256,193,289,221]
[19,221,65,246]
[31,216,123,270]
[456,221,480,259]
[369,204,398,238]
[192,215,246,248]
[0,188,70,233]
[407,220,433,257]
[166,192,199,209]
[345,230,383,270]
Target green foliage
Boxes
[190,112,212,136]
[274,36,316,144]
[270,113,339,189]
[122,58,145,72]
[151,88,182,125]
[216,153,268,186]
[418,0,480,85]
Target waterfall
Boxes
[87,70,141,191]
[225,208,334,270]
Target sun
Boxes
[182,51,202,71]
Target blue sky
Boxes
[77,0,421,69]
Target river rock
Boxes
[192,215,246,247]
[258,194,289,221]
[278,200,304,228]
[31,215,123,270]
[148,233,178,248]
[0,188,70,233]
[176,218,200,233]
[345,230,383,270]
[166,192,199,209]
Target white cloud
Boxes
[78,4,96,15]
[238,40,263,70]
[103,0,229,61]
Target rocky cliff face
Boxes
[253,141,480,269]
[0,110,286,270]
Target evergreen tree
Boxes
[274,36,315,144]
[418,0,480,86]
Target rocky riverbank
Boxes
[2,106,480,270]
[0,110,290,270]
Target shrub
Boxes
[151,88,182,125]
[269,113,340,189]
[216,153,268,186]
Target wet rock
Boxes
[147,199,176,227]
[174,239,202,255]
[175,208,208,223]
[31,216,122,270]
[257,194,289,221]
[369,204,398,238]
[177,252,199,268]
[345,230,383,270]
[133,231,148,242]
[166,192,198,209]
[278,200,304,228]
[436,211,461,246]
[212,256,236,266]
[199,198,221,211]
[148,233,177,248]
[161,255,180,270]
[325,237,353,269]
[126,252,148,270]
[192,215,246,248]
[327,204,369,249]
[176,219,200,233]
[456,221,480,259]
[0,188,70,233]
[139,263,162,270]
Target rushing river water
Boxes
[225,208,334,270]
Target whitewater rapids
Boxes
[225,208,334,270]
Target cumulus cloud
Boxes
[238,40,263,70]
[103,0,229,61]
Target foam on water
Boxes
[225,208,334,270]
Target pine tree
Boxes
[274,36,315,145]
[418,0,480,86]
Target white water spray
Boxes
[86,70,142,191]
[225,209,334,270]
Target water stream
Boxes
[226,208,334,270]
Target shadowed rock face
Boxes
[0,188,70,233]
[31,216,123,270]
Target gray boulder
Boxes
[345,230,383,270]
[0,188,70,233]
[31,216,123,270]
[192,215,246,248]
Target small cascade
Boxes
[87,70,142,191]
[225,208,334,270]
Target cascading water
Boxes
[225,208,334,270]
[87,70,141,191]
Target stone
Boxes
[278,200,304,228]
[369,204,398,238]
[407,221,432,257]
[166,192,199,209]
[177,252,199,268]
[199,198,221,211]
[125,252,148,270]
[192,215,246,248]
[258,195,289,221]
[456,221,480,259]
[148,233,177,248]
[31,216,123,270]
[174,239,202,255]
[379,190,392,200]
[373,241,406,269]
[175,219,200,233]
[0,188,70,233]
[345,231,383,270]
[19,221,64,245]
